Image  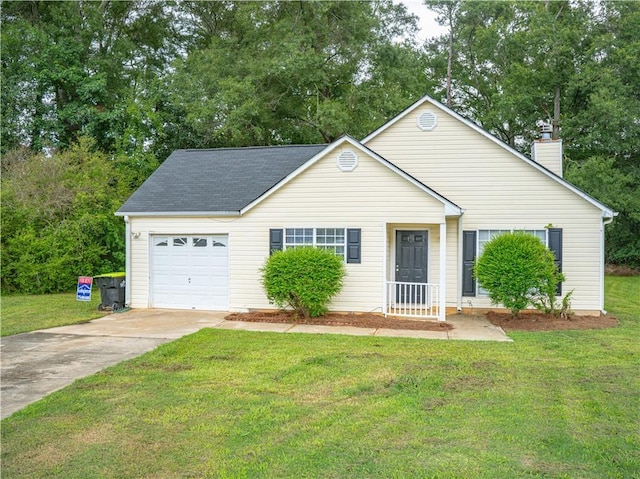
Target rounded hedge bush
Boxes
[474,232,559,317]
[261,247,346,318]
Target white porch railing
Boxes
[385,281,440,319]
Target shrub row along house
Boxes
[117,95,616,321]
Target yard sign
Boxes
[76,276,93,301]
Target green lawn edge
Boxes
[1,277,638,478]
[1,292,108,337]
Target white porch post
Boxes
[457,215,463,312]
[439,222,447,321]
[382,222,388,316]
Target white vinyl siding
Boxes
[128,146,449,312]
[532,140,563,177]
[126,100,606,314]
[365,101,605,312]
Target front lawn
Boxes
[1,276,638,478]
[1,292,107,337]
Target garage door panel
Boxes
[150,235,228,310]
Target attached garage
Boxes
[150,235,229,310]
[117,145,326,311]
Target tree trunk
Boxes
[552,84,560,139]
[445,7,454,108]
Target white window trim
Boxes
[283,227,348,261]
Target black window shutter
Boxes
[269,229,283,255]
[346,228,361,264]
[462,231,477,296]
[548,228,563,295]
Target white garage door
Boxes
[150,235,228,310]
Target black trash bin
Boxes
[94,273,126,311]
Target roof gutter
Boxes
[115,211,241,217]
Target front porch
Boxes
[382,222,450,322]
[385,281,440,319]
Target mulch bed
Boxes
[485,311,619,332]
[225,311,453,331]
[226,310,619,333]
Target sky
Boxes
[400,0,448,42]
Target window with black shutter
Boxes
[548,228,563,295]
[269,228,360,263]
[346,228,361,264]
[462,231,477,296]
[269,229,283,254]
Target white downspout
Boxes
[457,215,463,312]
[600,215,614,314]
[124,215,131,308]
[439,222,447,321]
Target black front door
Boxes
[395,230,428,303]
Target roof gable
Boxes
[362,95,615,218]
[241,135,462,217]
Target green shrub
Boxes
[529,274,574,318]
[474,232,561,317]
[261,247,346,318]
[1,139,129,294]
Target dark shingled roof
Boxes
[117,144,327,214]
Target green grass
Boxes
[1,291,108,337]
[1,276,638,478]
[604,275,640,317]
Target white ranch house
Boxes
[117,95,615,321]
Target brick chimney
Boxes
[532,122,563,177]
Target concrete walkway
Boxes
[1,309,510,419]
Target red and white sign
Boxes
[76,276,93,301]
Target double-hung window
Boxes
[270,227,360,263]
[284,228,346,259]
[315,228,346,257]
[285,228,314,247]
[464,227,562,297]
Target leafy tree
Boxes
[1,138,130,294]
[474,232,561,317]
[261,247,346,318]
[561,3,640,267]
[171,0,429,147]
[425,0,639,267]
[424,1,461,107]
[0,0,180,154]
[2,0,638,278]
[563,1,640,167]
[566,157,640,267]
[425,0,592,149]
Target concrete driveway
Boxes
[1,310,228,419]
[1,309,510,419]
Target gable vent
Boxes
[337,150,358,172]
[417,111,438,131]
